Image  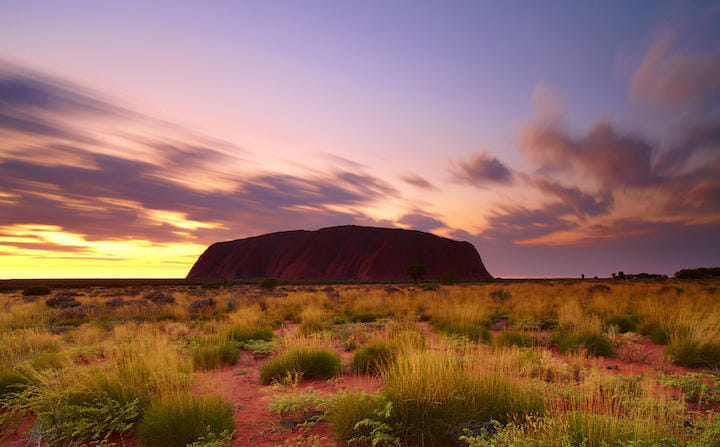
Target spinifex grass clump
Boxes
[224,324,273,344]
[137,393,235,447]
[95,330,193,408]
[434,321,491,343]
[22,285,52,297]
[327,391,389,443]
[350,340,396,376]
[666,322,720,368]
[0,328,62,397]
[298,305,329,336]
[430,300,492,343]
[258,277,279,290]
[260,346,341,384]
[383,350,545,443]
[557,332,614,357]
[492,331,538,348]
[191,336,241,370]
[639,321,669,345]
[605,313,640,333]
[0,369,141,446]
[459,412,680,447]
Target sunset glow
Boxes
[1,1,719,278]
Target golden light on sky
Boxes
[0,224,205,278]
[1,1,719,278]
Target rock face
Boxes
[187,225,492,281]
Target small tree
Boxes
[405,265,427,284]
[258,277,279,290]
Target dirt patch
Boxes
[194,355,382,446]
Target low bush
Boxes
[258,278,279,290]
[327,391,389,443]
[493,331,538,348]
[661,372,720,405]
[224,325,273,344]
[434,321,491,343]
[389,330,426,351]
[0,284,16,293]
[260,346,341,384]
[298,320,328,336]
[605,314,640,333]
[268,389,328,416]
[459,413,673,447]
[666,336,720,368]
[298,305,329,336]
[137,394,235,447]
[384,351,545,443]
[192,339,241,370]
[489,289,511,304]
[22,286,52,296]
[0,365,28,397]
[639,322,669,345]
[350,341,396,376]
[558,332,614,357]
[242,339,279,355]
[0,369,141,446]
[348,312,381,323]
[562,411,668,447]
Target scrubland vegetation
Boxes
[0,279,718,446]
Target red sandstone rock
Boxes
[187,225,492,281]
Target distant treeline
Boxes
[675,267,720,279]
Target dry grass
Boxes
[0,280,718,445]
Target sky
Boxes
[0,0,719,279]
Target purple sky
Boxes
[1,0,719,278]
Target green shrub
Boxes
[22,286,52,296]
[459,413,673,447]
[268,389,328,416]
[297,320,328,336]
[434,321,491,343]
[1,374,141,446]
[563,411,666,447]
[558,332,614,357]
[192,339,241,370]
[606,314,640,333]
[349,312,380,323]
[137,394,235,447]
[0,365,28,397]
[639,322,670,345]
[260,346,341,384]
[384,351,544,443]
[327,391,389,442]
[28,351,66,371]
[440,270,458,285]
[351,341,396,376]
[389,330,426,351]
[661,372,720,405]
[666,336,720,368]
[493,331,538,348]
[648,327,669,345]
[242,339,279,355]
[224,325,273,344]
[258,278,279,290]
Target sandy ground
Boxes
[0,322,710,447]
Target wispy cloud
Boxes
[449,150,513,187]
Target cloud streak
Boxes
[449,150,513,187]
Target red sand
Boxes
[193,357,382,446]
[1,324,711,447]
